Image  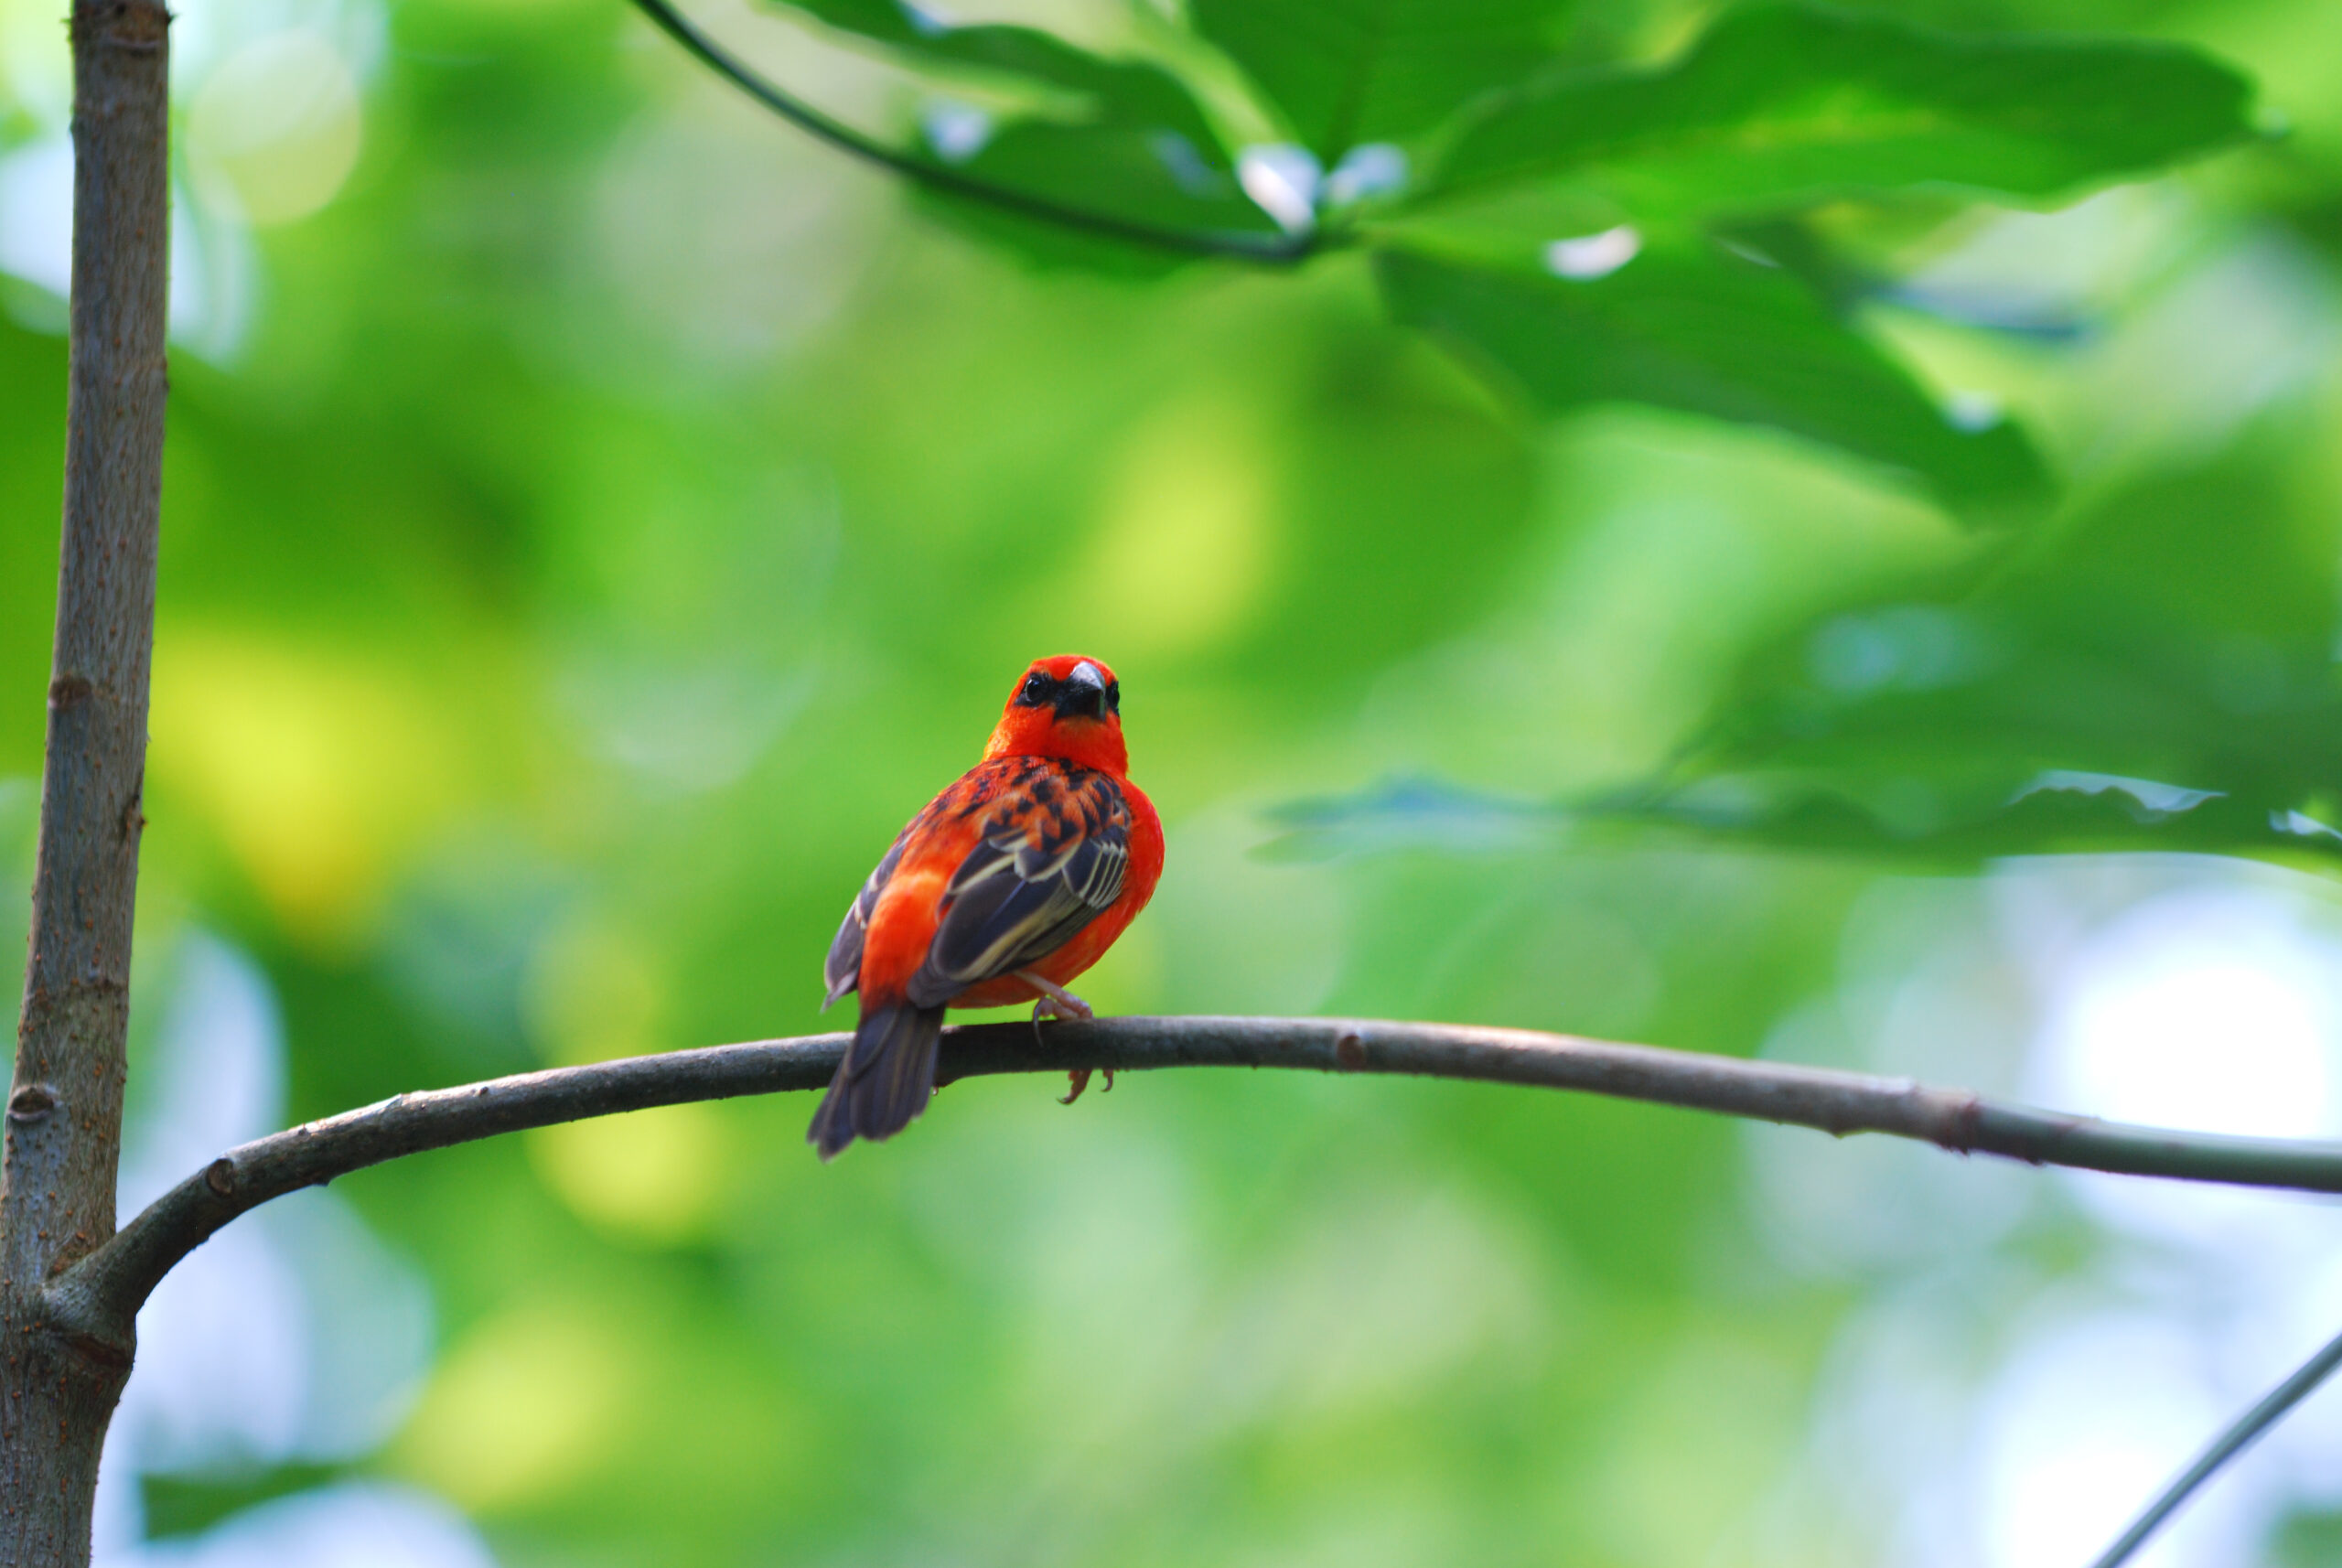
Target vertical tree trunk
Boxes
[1,0,171,1558]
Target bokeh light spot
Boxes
[393,1305,636,1513]
[149,631,459,942]
[1081,397,1280,659]
[2034,892,2337,1139]
[187,31,362,226]
[527,1102,736,1244]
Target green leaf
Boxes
[768,0,1284,264]
[920,120,1284,267]
[1698,456,2342,785]
[1604,772,2342,866]
[1594,454,2342,868]
[1373,240,2049,519]
[1261,772,2342,868]
[775,0,1231,166]
[1434,2,2257,218]
[1190,0,1573,163]
[1262,778,1563,862]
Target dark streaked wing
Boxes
[906,768,1129,1007]
[823,835,907,1006]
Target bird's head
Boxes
[984,654,1128,774]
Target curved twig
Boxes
[2090,1320,2342,1568]
[48,1015,2342,1344]
[624,0,1315,263]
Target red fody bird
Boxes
[810,655,1164,1158]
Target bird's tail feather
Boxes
[808,1000,945,1160]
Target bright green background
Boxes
[5,0,2342,1563]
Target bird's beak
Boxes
[1056,662,1109,721]
[1053,687,1108,721]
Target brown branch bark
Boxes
[2,0,172,1559]
[47,1014,2342,1351]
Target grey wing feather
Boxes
[904,775,1129,1008]
[823,836,907,1007]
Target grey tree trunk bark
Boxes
[1,0,171,1559]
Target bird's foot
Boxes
[1018,972,1105,1103]
[1017,972,1094,1023]
[1058,1066,1114,1105]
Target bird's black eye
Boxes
[1017,672,1052,707]
[1104,681,1120,714]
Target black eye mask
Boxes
[1014,670,1119,721]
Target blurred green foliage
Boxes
[5,0,2342,1561]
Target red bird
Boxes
[810,655,1165,1158]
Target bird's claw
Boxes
[1058,1066,1114,1105]
[1021,972,1102,1104]
[1018,971,1095,1024]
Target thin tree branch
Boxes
[2090,1319,2342,1568]
[7,0,169,1294]
[625,0,1315,263]
[3,0,171,1554]
[48,1015,2342,1344]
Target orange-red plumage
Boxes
[810,655,1164,1158]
